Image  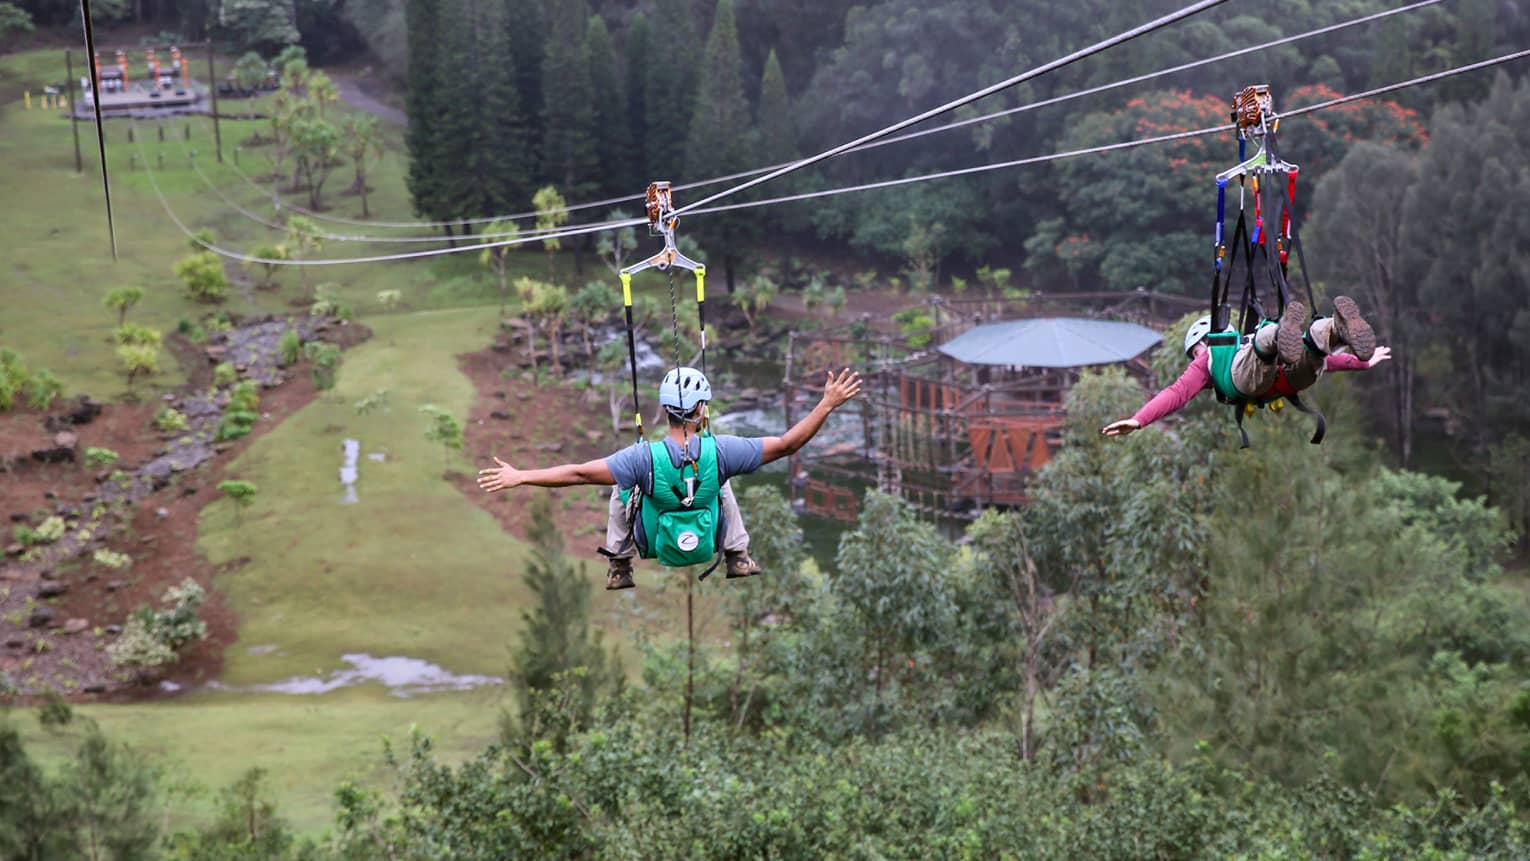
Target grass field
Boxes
[3,41,746,835]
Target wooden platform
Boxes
[75,85,205,117]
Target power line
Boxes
[144,50,1530,268]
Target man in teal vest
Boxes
[478,367,864,590]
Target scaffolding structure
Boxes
[782,289,1201,521]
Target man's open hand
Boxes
[1367,345,1392,368]
[820,368,863,410]
[477,457,522,493]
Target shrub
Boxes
[174,252,229,303]
[102,285,144,325]
[37,693,73,729]
[304,342,341,390]
[1,348,29,411]
[154,406,188,432]
[93,549,132,569]
[420,405,464,461]
[277,328,302,367]
[216,410,258,442]
[213,361,237,387]
[22,369,62,410]
[34,516,65,543]
[892,308,937,349]
[116,344,160,390]
[376,289,402,311]
[83,447,120,469]
[113,323,162,348]
[107,578,208,671]
[217,480,258,524]
[13,525,37,546]
[228,380,260,413]
[177,319,208,344]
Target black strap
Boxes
[622,303,643,441]
[1286,393,1326,445]
[1212,211,1250,332]
[696,550,724,582]
[1233,403,1251,449]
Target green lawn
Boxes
[2,42,733,837]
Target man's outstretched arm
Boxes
[477,456,615,492]
[761,368,863,465]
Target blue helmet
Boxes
[659,367,712,416]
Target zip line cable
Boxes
[668,0,1229,216]
[250,0,1229,230]
[687,48,1530,218]
[145,49,1530,268]
[232,0,1440,236]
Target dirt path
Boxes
[329,71,407,127]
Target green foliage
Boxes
[93,548,132,570]
[36,694,72,730]
[251,243,289,289]
[154,405,189,433]
[101,285,144,325]
[165,767,311,859]
[0,2,35,38]
[229,380,260,414]
[540,1,597,202]
[291,115,341,209]
[419,404,463,460]
[731,274,778,327]
[532,186,569,255]
[213,361,237,387]
[231,50,269,92]
[891,307,935,349]
[13,524,37,546]
[23,368,60,410]
[83,446,120,469]
[173,252,230,304]
[34,515,65,544]
[115,344,160,391]
[113,323,163,349]
[277,327,302,367]
[107,578,208,671]
[304,341,341,390]
[223,0,300,53]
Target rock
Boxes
[489,411,512,421]
[83,683,107,693]
[38,580,68,598]
[182,486,198,497]
[156,507,170,519]
[27,605,55,628]
[82,494,96,504]
[535,442,564,453]
[44,491,57,500]
[585,430,604,443]
[162,393,178,403]
[5,543,22,556]
[9,513,28,522]
[63,395,102,426]
[5,636,24,649]
[139,535,157,546]
[494,391,507,399]
[53,431,79,449]
[63,618,89,635]
[105,580,127,592]
[517,391,533,401]
[205,345,228,361]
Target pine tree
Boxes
[757,48,795,167]
[684,0,755,290]
[540,0,599,201]
[404,0,450,221]
[642,0,698,179]
[625,13,651,185]
[586,14,634,199]
[504,0,546,179]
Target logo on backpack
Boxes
[676,530,700,552]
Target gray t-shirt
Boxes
[605,435,765,494]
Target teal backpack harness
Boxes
[620,436,724,570]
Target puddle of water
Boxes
[215,654,502,699]
[339,438,359,504]
[367,452,386,462]
[160,680,181,692]
[245,644,279,656]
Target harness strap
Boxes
[1287,393,1326,445]
[619,273,644,441]
[1233,403,1251,449]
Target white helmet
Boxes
[1183,315,1213,357]
[659,367,711,417]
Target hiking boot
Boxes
[724,550,762,579]
[1276,301,1307,366]
[605,557,635,591]
[1330,296,1375,362]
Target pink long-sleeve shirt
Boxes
[1132,350,1369,428]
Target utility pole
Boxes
[64,48,82,173]
[206,41,222,163]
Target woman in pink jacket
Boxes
[1102,297,1391,437]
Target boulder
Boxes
[5,543,22,556]
[63,618,89,635]
[104,624,122,635]
[63,395,102,426]
[105,580,127,592]
[83,683,107,693]
[5,636,25,649]
[53,431,78,449]
[489,411,512,421]
[37,580,68,598]
[27,605,55,628]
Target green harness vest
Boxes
[629,435,722,567]
[1204,328,1247,405]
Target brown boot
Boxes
[724,550,762,579]
[1330,296,1375,362]
[1276,301,1307,366]
[605,557,635,591]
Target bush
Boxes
[228,380,260,413]
[13,525,37,546]
[83,447,120,469]
[277,328,302,367]
[116,344,160,389]
[24,369,62,410]
[154,405,188,432]
[304,342,340,390]
[34,516,65,544]
[177,318,208,344]
[112,323,162,348]
[174,252,230,303]
[37,694,73,729]
[107,578,208,671]
[892,308,936,349]
[1,348,29,411]
[213,361,237,387]
[216,410,258,442]
[93,549,132,569]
